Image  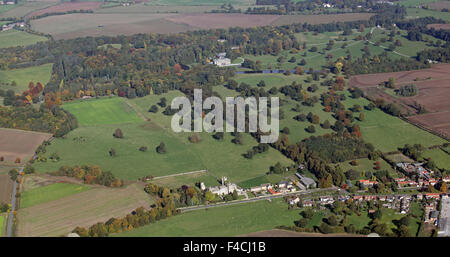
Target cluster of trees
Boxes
[145,183,213,208]
[243,143,269,159]
[343,53,430,75]
[49,165,123,187]
[0,202,8,213]
[72,205,177,237]
[301,134,375,163]
[0,105,78,137]
[396,84,418,97]
[417,46,450,63]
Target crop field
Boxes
[349,63,450,139]
[30,12,373,40]
[0,63,53,94]
[343,91,447,152]
[0,128,53,164]
[20,182,91,209]
[422,147,450,170]
[0,29,48,49]
[115,198,302,237]
[406,7,450,22]
[62,97,143,126]
[34,93,292,183]
[0,1,56,19]
[27,2,103,18]
[16,182,152,236]
[0,173,13,204]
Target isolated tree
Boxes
[322,120,331,129]
[156,142,167,154]
[149,105,158,113]
[109,148,116,157]
[188,133,200,143]
[139,146,148,152]
[213,132,224,141]
[113,128,124,138]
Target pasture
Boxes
[151,171,220,188]
[0,29,47,49]
[35,93,292,182]
[343,91,447,152]
[0,1,56,19]
[115,198,302,237]
[62,97,143,126]
[17,182,152,236]
[422,148,450,170]
[0,63,53,94]
[0,128,53,164]
[20,182,91,209]
[0,214,5,237]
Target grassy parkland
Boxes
[0,29,48,49]
[20,183,91,209]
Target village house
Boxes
[359,179,378,187]
[302,200,314,207]
[250,183,272,193]
[296,173,317,189]
[208,177,242,196]
[213,52,231,67]
[289,196,300,206]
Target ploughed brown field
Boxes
[0,128,53,164]
[426,23,450,30]
[349,64,450,139]
[0,174,14,204]
[30,12,373,40]
[17,181,152,237]
[428,1,450,11]
[26,2,104,19]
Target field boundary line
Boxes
[152,169,208,180]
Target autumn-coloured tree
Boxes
[15,157,21,163]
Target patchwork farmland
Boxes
[349,63,450,139]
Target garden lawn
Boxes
[20,183,91,209]
[0,29,47,49]
[115,198,301,237]
[62,97,143,126]
[422,148,450,170]
[335,157,399,180]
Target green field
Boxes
[0,63,53,94]
[0,214,4,237]
[422,148,450,170]
[242,27,441,71]
[0,29,47,49]
[62,97,143,126]
[146,0,254,6]
[406,7,450,22]
[343,91,446,152]
[20,183,91,209]
[35,93,292,182]
[335,157,399,180]
[115,198,301,237]
[152,172,221,188]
